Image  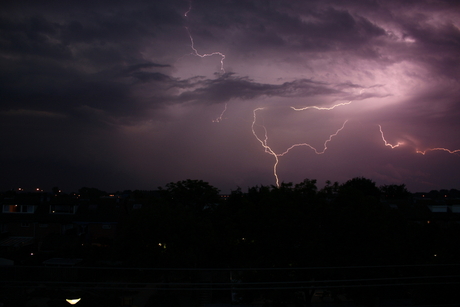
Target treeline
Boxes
[116,177,459,268]
[111,177,460,304]
[3,177,460,305]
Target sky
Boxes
[1,0,460,194]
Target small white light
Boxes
[66,298,81,305]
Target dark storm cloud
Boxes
[173,74,388,105]
[0,0,448,118]
[399,20,460,79]
[186,0,387,55]
[348,0,460,79]
[1,0,460,193]
[176,74,339,104]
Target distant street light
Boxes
[66,298,81,305]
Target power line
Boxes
[2,281,460,291]
[1,275,460,291]
[2,274,458,286]
[5,262,460,271]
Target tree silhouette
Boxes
[380,184,410,200]
[159,179,221,212]
[337,176,381,206]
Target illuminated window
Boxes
[2,205,35,213]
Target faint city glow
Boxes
[66,298,81,305]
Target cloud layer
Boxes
[1,0,460,192]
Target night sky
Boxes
[2,0,460,193]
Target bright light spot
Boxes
[66,298,81,305]
[403,37,416,43]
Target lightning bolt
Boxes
[183,1,226,73]
[255,104,460,188]
[278,120,348,156]
[183,1,227,120]
[212,103,228,122]
[252,108,282,186]
[379,125,460,156]
[252,107,348,187]
[379,125,403,148]
[291,101,353,111]
[416,148,460,155]
[185,27,226,73]
[181,4,460,187]
[184,0,192,17]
